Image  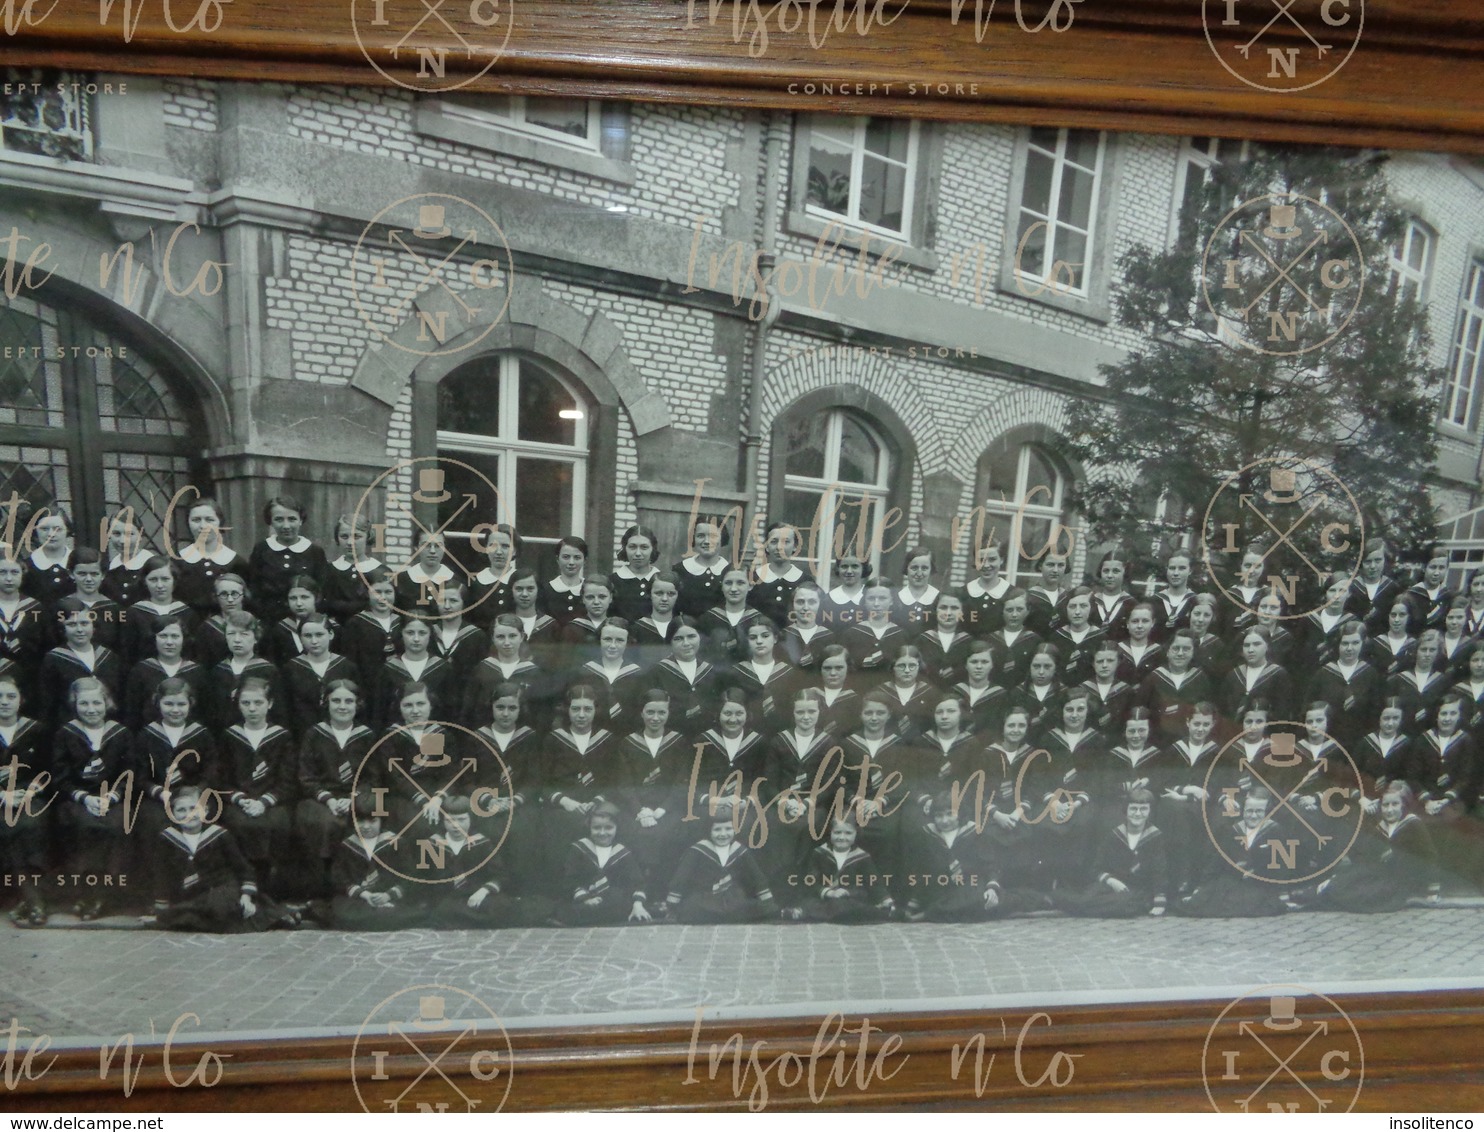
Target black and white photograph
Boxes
[1,51,1483,1108]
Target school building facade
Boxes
[2,72,1484,585]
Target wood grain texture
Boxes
[2,0,1483,151]
[3,0,1482,1110]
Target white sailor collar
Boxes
[965,577,1011,599]
[828,584,865,603]
[266,536,312,553]
[754,563,803,584]
[612,564,659,581]
[897,584,940,605]
[548,575,585,594]
[109,549,153,571]
[29,547,70,570]
[333,555,382,573]
[473,561,516,585]
[179,543,239,566]
[681,556,728,577]
[404,563,455,584]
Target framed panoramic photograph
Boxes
[2,0,1484,1115]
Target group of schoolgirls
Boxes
[0,493,1477,931]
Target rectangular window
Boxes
[1388,218,1433,306]
[1015,127,1105,297]
[442,94,602,152]
[1170,136,1248,245]
[1443,260,1484,429]
[804,115,919,239]
[1,68,92,161]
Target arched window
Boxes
[434,354,589,566]
[0,293,207,549]
[779,408,891,587]
[976,441,1072,584]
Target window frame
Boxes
[800,114,920,242]
[1388,216,1436,306]
[786,114,941,271]
[415,96,635,184]
[780,407,892,589]
[975,440,1074,586]
[1441,256,1484,434]
[432,354,592,557]
[997,126,1120,321]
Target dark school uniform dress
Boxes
[915,628,973,688]
[540,726,624,853]
[649,658,720,734]
[758,728,839,879]
[673,557,729,619]
[783,843,893,922]
[988,627,1043,689]
[1009,682,1065,741]
[1024,585,1070,637]
[465,563,518,629]
[120,601,199,668]
[725,659,797,734]
[0,597,47,703]
[468,724,541,890]
[953,683,1009,739]
[218,723,297,873]
[103,551,153,609]
[840,621,907,679]
[204,658,287,733]
[372,655,455,731]
[152,823,276,933]
[430,623,490,685]
[664,840,777,923]
[1222,663,1293,725]
[899,820,1004,921]
[877,679,937,743]
[0,718,49,878]
[1089,591,1135,642]
[1305,660,1383,748]
[323,556,379,622]
[337,610,404,691]
[1295,611,1357,673]
[282,653,359,738]
[1136,667,1213,742]
[22,549,74,605]
[1174,816,1291,918]
[130,720,219,846]
[616,729,697,883]
[37,645,124,731]
[1050,626,1106,687]
[959,577,1012,636]
[402,830,549,929]
[779,625,836,679]
[1357,732,1431,798]
[328,831,420,930]
[537,576,585,626]
[891,585,941,638]
[1081,679,1136,742]
[553,838,649,925]
[822,586,867,630]
[686,728,768,823]
[122,658,206,732]
[1313,812,1439,912]
[630,616,680,672]
[1115,641,1164,687]
[175,545,250,617]
[248,536,329,624]
[1347,575,1404,635]
[570,659,647,730]
[699,607,761,665]
[748,563,812,631]
[609,565,660,623]
[1151,589,1197,643]
[460,657,553,730]
[1404,583,1453,636]
[196,614,232,670]
[296,722,378,863]
[376,723,460,832]
[1385,669,1453,736]
[814,686,863,738]
[54,719,133,877]
[393,564,457,618]
[1191,633,1232,682]
[1056,822,1169,917]
[53,596,124,653]
[1162,738,1221,889]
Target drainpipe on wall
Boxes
[741,111,785,534]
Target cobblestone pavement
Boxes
[3,907,1482,1043]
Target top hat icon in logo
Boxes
[415,204,452,239]
[1268,732,1296,760]
[1263,466,1301,505]
[413,468,451,504]
[1264,995,1304,1032]
[415,732,448,767]
[1263,204,1303,240]
[413,995,452,1030]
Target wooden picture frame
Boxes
[3,0,1484,1112]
